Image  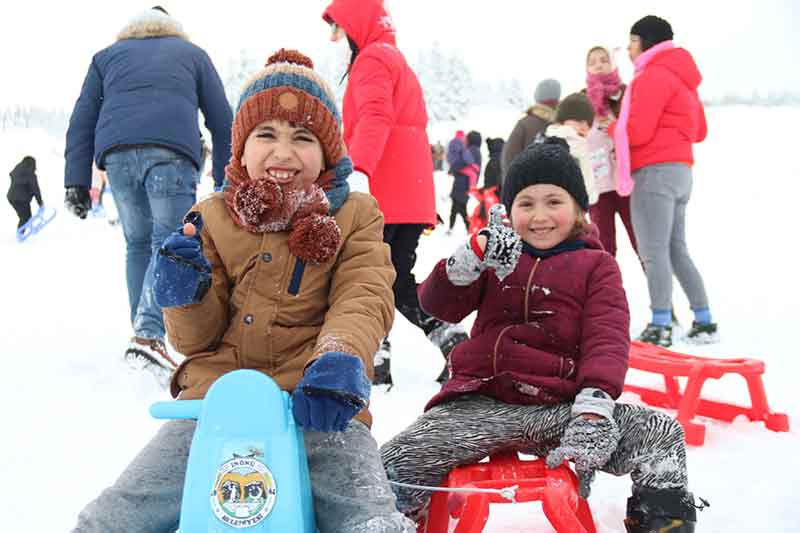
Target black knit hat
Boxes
[631,15,673,51]
[502,137,589,211]
[555,93,595,126]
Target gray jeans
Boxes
[73,420,415,533]
[381,395,688,517]
[630,163,709,311]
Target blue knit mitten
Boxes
[153,212,211,308]
[291,352,371,432]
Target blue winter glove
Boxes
[153,211,212,308]
[291,352,371,432]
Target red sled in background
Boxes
[467,186,500,235]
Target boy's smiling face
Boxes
[510,184,580,249]
[240,119,325,192]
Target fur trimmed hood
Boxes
[117,9,188,41]
[525,103,556,122]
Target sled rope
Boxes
[388,480,518,503]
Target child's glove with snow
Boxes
[445,204,522,285]
[153,212,212,308]
[292,352,370,433]
[546,388,620,498]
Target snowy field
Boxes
[1,105,799,532]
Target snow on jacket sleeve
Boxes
[163,218,231,356]
[626,68,672,148]
[64,58,104,188]
[196,51,233,188]
[308,194,396,376]
[347,52,395,177]
[575,253,630,399]
[418,258,486,324]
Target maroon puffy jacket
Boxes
[323,0,436,225]
[419,230,630,410]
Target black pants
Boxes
[384,223,442,336]
[9,200,32,228]
[448,200,469,231]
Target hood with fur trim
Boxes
[117,9,188,41]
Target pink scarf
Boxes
[586,69,622,117]
[614,40,675,196]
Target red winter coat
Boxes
[419,230,630,410]
[609,48,707,172]
[323,0,436,225]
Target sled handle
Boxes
[150,400,202,420]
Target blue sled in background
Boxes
[150,370,316,532]
[16,206,57,242]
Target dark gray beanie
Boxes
[502,137,589,211]
[534,79,561,106]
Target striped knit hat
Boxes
[224,49,352,263]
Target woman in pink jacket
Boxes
[609,16,717,348]
[323,0,466,386]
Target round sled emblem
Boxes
[210,457,277,528]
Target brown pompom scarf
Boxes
[224,164,342,264]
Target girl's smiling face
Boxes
[510,184,581,249]
[240,119,324,191]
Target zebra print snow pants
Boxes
[380,395,688,517]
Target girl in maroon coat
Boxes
[381,139,704,532]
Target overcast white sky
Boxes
[2,0,798,110]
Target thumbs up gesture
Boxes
[477,204,522,280]
[153,212,212,308]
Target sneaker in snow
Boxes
[372,338,393,387]
[125,337,178,388]
[427,322,469,384]
[685,322,719,345]
[636,324,672,348]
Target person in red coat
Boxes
[323,0,466,387]
[609,16,717,348]
[381,139,704,533]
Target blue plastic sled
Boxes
[150,370,316,532]
[16,206,57,242]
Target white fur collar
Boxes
[117,9,188,41]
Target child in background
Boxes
[71,49,415,533]
[545,92,598,206]
[483,137,504,195]
[585,45,639,259]
[7,155,43,228]
[382,138,703,532]
[446,130,475,233]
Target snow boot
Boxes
[624,488,705,533]
[373,338,393,387]
[637,324,672,348]
[685,321,719,345]
[124,337,178,388]
[427,322,468,384]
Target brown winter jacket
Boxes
[500,104,556,176]
[164,192,396,428]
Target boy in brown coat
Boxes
[72,49,415,533]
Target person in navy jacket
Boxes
[63,6,233,384]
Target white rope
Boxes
[388,480,519,503]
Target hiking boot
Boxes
[624,488,706,533]
[427,322,468,384]
[125,337,178,388]
[372,338,393,387]
[637,324,672,348]
[685,322,719,345]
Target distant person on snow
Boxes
[7,155,43,229]
[382,139,705,533]
[608,15,717,347]
[63,6,233,386]
[445,130,474,234]
[71,49,415,533]
[323,0,468,387]
[501,78,561,176]
[482,137,505,195]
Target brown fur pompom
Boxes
[266,49,314,69]
[234,179,283,227]
[288,214,342,264]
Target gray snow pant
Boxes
[381,395,688,517]
[630,163,710,312]
[73,419,415,533]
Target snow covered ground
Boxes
[1,106,799,532]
